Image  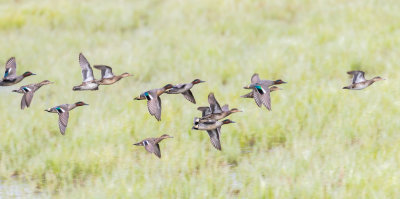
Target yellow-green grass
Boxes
[0,0,400,198]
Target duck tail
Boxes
[342,86,350,89]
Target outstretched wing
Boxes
[221,104,229,112]
[58,111,70,135]
[4,57,17,79]
[197,106,212,117]
[94,65,114,79]
[251,73,260,83]
[207,128,222,151]
[145,142,161,158]
[253,90,263,108]
[182,90,196,104]
[255,85,271,110]
[347,71,366,84]
[21,91,34,110]
[241,92,254,98]
[147,92,162,121]
[79,53,95,82]
[208,93,222,114]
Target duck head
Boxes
[222,119,235,124]
[75,101,89,106]
[372,76,385,82]
[229,108,242,113]
[192,79,205,84]
[163,84,173,90]
[40,80,54,85]
[23,71,36,77]
[121,72,133,78]
[273,79,287,84]
[160,134,174,139]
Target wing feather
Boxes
[79,53,94,82]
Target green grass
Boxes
[0,0,400,198]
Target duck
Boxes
[343,70,385,90]
[165,79,205,104]
[243,73,287,110]
[195,93,241,124]
[0,57,36,86]
[45,101,89,135]
[134,84,173,121]
[94,65,133,85]
[12,80,53,109]
[192,119,235,151]
[241,86,282,98]
[72,53,99,91]
[133,134,173,158]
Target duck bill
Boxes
[83,103,89,106]
[199,80,206,83]
[133,143,141,146]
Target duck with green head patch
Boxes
[0,57,36,86]
[134,84,173,121]
[45,101,89,135]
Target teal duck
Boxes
[343,71,385,90]
[12,80,53,109]
[241,86,282,98]
[72,53,99,91]
[243,73,286,110]
[192,119,235,151]
[94,65,133,85]
[165,79,205,104]
[0,57,36,86]
[45,101,89,135]
[134,84,173,121]
[133,134,173,158]
[196,93,241,124]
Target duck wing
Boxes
[144,141,161,158]
[58,109,70,135]
[221,104,229,112]
[251,73,260,83]
[182,90,196,104]
[94,65,114,79]
[147,91,162,121]
[208,93,222,114]
[3,57,17,79]
[348,71,366,84]
[241,92,254,98]
[254,86,271,110]
[207,127,221,151]
[79,53,95,82]
[253,90,262,107]
[197,106,212,117]
[21,89,35,110]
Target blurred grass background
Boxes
[0,0,400,198]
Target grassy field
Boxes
[0,0,400,198]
